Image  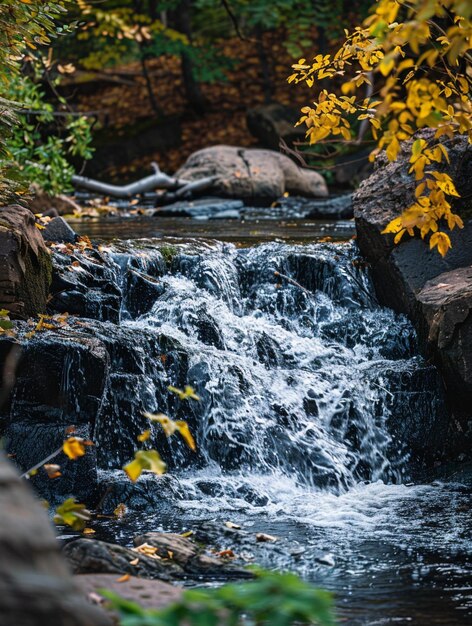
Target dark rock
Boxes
[5,423,98,505]
[0,205,52,318]
[155,197,244,218]
[0,453,110,626]
[43,217,78,244]
[133,532,252,579]
[63,538,183,581]
[97,475,184,514]
[353,131,472,450]
[246,103,306,150]
[417,267,472,436]
[49,250,122,323]
[276,194,353,219]
[6,331,109,426]
[27,185,84,217]
[75,573,181,613]
[64,534,250,581]
[124,268,164,318]
[176,146,328,204]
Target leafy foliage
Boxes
[0,0,93,200]
[289,0,472,255]
[54,497,91,531]
[123,449,167,482]
[104,568,335,626]
[144,412,196,450]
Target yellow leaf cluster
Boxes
[124,450,167,482]
[62,436,93,460]
[289,0,471,255]
[144,412,196,451]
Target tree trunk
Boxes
[254,26,274,103]
[173,0,207,114]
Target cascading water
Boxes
[54,235,470,624]
[96,239,443,490]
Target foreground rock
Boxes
[0,452,109,626]
[0,205,52,318]
[176,145,328,204]
[354,131,472,451]
[76,573,182,612]
[64,534,251,581]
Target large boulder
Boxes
[353,131,472,449]
[0,453,109,626]
[176,145,328,204]
[0,205,52,318]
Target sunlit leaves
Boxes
[123,450,167,482]
[144,412,196,451]
[54,498,91,531]
[168,385,201,401]
[137,429,151,442]
[430,232,451,257]
[290,0,471,256]
[62,436,92,460]
[0,309,14,333]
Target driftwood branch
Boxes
[72,162,218,204]
[72,162,192,199]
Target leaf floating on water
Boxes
[167,385,201,401]
[83,527,96,535]
[255,533,278,543]
[180,530,193,538]
[54,498,91,531]
[123,450,166,482]
[144,412,196,451]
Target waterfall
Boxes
[87,239,446,497]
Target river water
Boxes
[71,213,471,625]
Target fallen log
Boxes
[72,162,191,198]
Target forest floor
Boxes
[66,30,319,177]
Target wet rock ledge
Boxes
[354,130,472,452]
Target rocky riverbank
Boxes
[354,130,472,455]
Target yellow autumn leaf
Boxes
[62,437,91,460]
[167,385,201,401]
[54,498,91,531]
[175,420,196,451]
[144,412,176,436]
[123,450,166,482]
[137,429,151,442]
[429,232,451,257]
[144,412,196,451]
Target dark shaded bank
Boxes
[354,131,472,456]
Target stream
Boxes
[66,212,471,625]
